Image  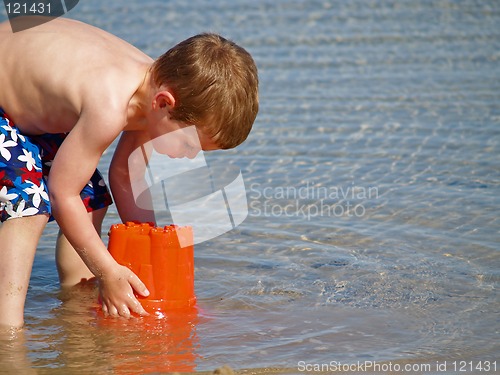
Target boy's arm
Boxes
[48,107,149,317]
[109,130,156,224]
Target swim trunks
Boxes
[0,108,113,222]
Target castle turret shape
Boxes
[107,222,196,316]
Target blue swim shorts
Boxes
[0,108,113,222]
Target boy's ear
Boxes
[152,89,175,110]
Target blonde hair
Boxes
[151,33,259,149]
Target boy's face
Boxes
[146,86,220,159]
[146,88,220,158]
[148,116,220,159]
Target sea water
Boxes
[0,0,498,373]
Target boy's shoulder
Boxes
[0,17,150,71]
[0,18,151,134]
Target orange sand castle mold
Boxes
[107,222,196,315]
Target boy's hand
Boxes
[98,264,150,318]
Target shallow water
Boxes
[1,0,499,373]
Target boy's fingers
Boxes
[130,299,149,316]
[107,305,119,317]
[125,273,149,316]
[129,273,150,298]
[103,301,135,318]
[118,305,131,318]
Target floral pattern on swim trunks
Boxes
[0,108,113,222]
[0,114,51,220]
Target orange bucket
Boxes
[107,222,196,316]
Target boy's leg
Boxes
[55,207,107,287]
[0,215,49,329]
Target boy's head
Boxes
[151,33,259,150]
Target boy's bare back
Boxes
[0,17,151,135]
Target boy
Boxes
[0,17,259,329]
